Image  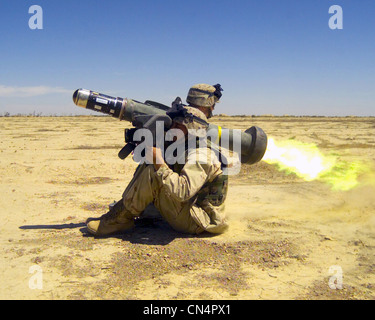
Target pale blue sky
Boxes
[0,0,374,116]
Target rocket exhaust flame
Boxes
[263,137,367,191]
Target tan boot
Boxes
[86,200,134,236]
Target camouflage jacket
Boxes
[154,138,228,233]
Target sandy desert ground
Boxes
[0,115,374,300]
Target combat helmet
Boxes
[186,83,223,108]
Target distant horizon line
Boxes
[0,113,374,118]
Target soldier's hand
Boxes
[146,146,165,170]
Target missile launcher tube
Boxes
[73,89,267,164]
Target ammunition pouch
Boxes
[196,173,228,207]
[172,137,229,207]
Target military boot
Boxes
[86,200,134,236]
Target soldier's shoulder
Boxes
[186,146,221,166]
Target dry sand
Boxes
[0,115,374,300]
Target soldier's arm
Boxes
[154,149,221,202]
[146,146,165,171]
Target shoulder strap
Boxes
[206,139,228,169]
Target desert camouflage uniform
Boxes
[86,106,228,236]
[121,139,228,234]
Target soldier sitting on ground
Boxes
[86,101,229,237]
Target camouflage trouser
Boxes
[121,164,204,234]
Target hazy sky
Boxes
[0,0,374,116]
